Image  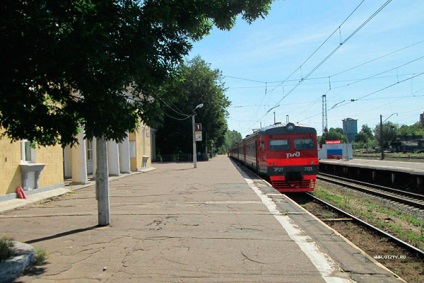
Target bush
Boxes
[0,237,14,261]
[34,248,48,265]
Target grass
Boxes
[34,248,48,265]
[1,237,48,267]
[310,184,424,283]
[0,237,14,261]
[313,184,424,250]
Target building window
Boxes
[86,140,93,162]
[21,140,36,163]
[130,141,136,158]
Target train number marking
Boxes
[274,167,284,173]
[286,151,301,158]
[304,166,313,172]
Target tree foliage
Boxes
[398,122,424,136]
[319,127,347,145]
[219,130,243,154]
[156,56,230,156]
[374,122,398,146]
[0,0,273,146]
[355,124,373,143]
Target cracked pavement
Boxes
[0,156,402,282]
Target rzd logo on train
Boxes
[286,152,300,158]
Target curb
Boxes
[0,242,35,283]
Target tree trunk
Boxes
[96,136,110,226]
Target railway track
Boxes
[317,172,424,211]
[304,192,424,258]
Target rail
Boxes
[306,192,424,258]
[317,173,424,210]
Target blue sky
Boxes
[188,0,424,137]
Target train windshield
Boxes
[270,139,290,150]
[294,138,315,150]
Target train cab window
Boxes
[294,138,315,150]
[270,139,290,150]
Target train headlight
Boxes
[286,123,295,131]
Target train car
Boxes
[229,122,319,193]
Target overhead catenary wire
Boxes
[267,0,366,95]
[241,0,394,134]
[320,72,424,119]
[353,72,424,101]
[222,38,424,92]
[278,0,394,104]
[330,39,424,78]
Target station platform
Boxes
[320,158,424,175]
[0,156,403,282]
[320,158,424,193]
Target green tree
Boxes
[219,130,242,154]
[156,56,230,157]
[360,124,374,140]
[0,0,273,146]
[353,124,374,148]
[1,0,273,225]
[319,127,347,145]
[398,122,424,136]
[374,122,398,148]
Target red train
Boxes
[229,122,319,193]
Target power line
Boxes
[243,0,394,134]
[164,112,191,121]
[330,39,424,77]
[330,56,424,91]
[354,72,424,101]
[239,1,368,134]
[297,0,393,86]
[267,0,366,95]
[223,39,424,92]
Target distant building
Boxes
[342,118,358,142]
[420,112,424,126]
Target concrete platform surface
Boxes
[0,156,403,282]
[320,158,424,175]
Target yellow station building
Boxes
[0,125,155,200]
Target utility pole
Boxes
[192,114,197,168]
[192,103,203,168]
[322,95,328,134]
[380,115,384,160]
[380,113,398,160]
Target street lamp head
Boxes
[195,103,204,110]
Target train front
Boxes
[260,123,319,193]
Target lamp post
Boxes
[380,113,398,160]
[380,115,384,160]
[192,103,203,168]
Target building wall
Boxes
[0,134,64,197]
[2,122,153,197]
[129,132,137,171]
[129,124,152,172]
[342,118,358,142]
[36,145,64,188]
[319,144,353,160]
[0,138,22,196]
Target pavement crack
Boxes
[241,252,266,264]
[162,257,189,266]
